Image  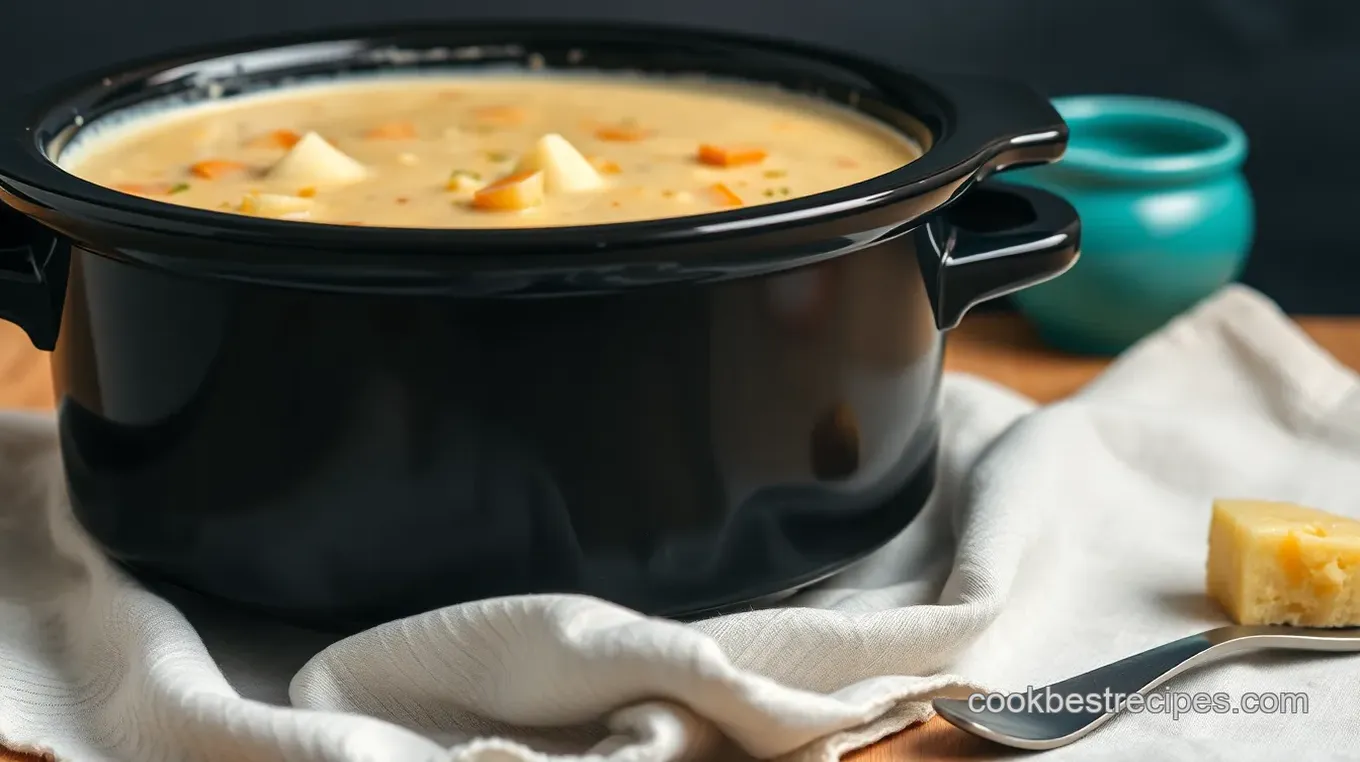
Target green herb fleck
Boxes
[168,182,191,194]
[779,186,791,196]
[484,151,513,163]
[763,169,788,179]
[450,169,482,181]
[763,189,775,198]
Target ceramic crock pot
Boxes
[0,22,1080,630]
[1007,95,1253,354]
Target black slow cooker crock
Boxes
[0,22,1079,630]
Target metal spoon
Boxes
[932,625,1360,750]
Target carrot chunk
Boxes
[589,156,622,175]
[114,182,179,196]
[708,183,744,207]
[364,122,418,140]
[472,106,528,125]
[247,129,302,149]
[697,144,768,167]
[471,170,545,211]
[594,124,654,142]
[189,160,248,179]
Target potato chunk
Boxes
[266,132,367,188]
[515,134,604,193]
[238,193,315,219]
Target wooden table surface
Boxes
[1,312,1357,762]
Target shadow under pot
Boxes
[0,21,1080,631]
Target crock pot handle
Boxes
[0,204,66,350]
[921,181,1080,331]
[921,73,1069,178]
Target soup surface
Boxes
[61,74,922,228]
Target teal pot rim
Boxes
[1048,95,1248,182]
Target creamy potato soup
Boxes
[61,75,922,228]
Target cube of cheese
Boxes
[1207,499,1360,626]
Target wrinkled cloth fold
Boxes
[2,285,1359,762]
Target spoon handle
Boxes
[1051,625,1360,701]
[1045,631,1217,701]
[934,626,1360,749]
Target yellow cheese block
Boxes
[1208,499,1360,626]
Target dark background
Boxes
[4,0,1358,312]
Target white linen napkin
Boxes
[3,284,1360,762]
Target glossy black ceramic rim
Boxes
[0,20,1065,280]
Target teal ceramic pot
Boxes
[1004,95,1253,354]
